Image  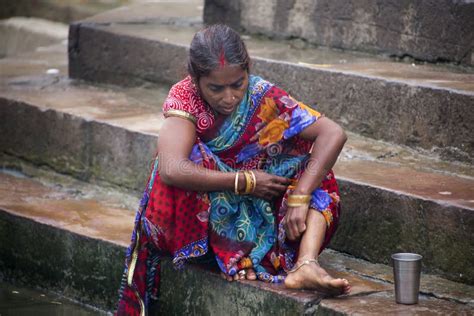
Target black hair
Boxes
[187,24,250,81]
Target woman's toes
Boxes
[221,272,233,282]
[328,278,348,289]
[343,285,351,294]
[245,269,257,280]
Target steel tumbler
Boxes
[391,253,422,304]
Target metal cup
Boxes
[391,253,422,304]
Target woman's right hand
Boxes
[250,170,291,201]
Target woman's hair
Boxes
[187,24,250,81]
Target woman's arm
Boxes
[158,117,235,191]
[157,117,290,197]
[284,117,347,240]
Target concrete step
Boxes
[1,43,473,285]
[204,0,474,67]
[68,1,474,163]
[0,281,106,315]
[0,0,127,24]
[1,169,472,314]
[0,17,68,58]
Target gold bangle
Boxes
[288,195,312,203]
[244,171,252,195]
[287,194,311,207]
[164,109,197,124]
[247,171,255,194]
[249,171,256,193]
[234,172,240,195]
[287,202,309,207]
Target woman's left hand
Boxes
[284,204,309,241]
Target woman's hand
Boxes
[250,170,291,201]
[284,204,309,241]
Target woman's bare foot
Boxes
[220,268,257,282]
[285,261,351,296]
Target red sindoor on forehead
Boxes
[219,48,226,68]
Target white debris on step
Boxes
[46,68,59,75]
[438,191,452,195]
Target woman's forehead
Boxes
[202,65,247,85]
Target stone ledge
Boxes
[68,17,474,163]
[204,0,474,66]
[0,17,68,58]
[0,171,471,314]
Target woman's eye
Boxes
[209,86,223,92]
[231,81,243,89]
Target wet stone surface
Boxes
[90,21,474,94]
[0,170,136,247]
[0,282,106,316]
[320,291,474,315]
[205,0,474,66]
[320,249,474,305]
[68,5,474,162]
[0,168,472,313]
[334,158,474,210]
[1,3,473,312]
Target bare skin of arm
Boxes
[283,116,347,241]
[157,117,291,199]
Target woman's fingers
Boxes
[270,182,289,194]
[285,206,308,241]
[254,187,283,200]
[272,175,292,185]
[289,219,300,240]
[284,216,297,241]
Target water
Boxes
[0,282,108,316]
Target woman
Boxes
[117,24,350,315]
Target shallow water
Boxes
[0,282,107,316]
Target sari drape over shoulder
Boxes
[116,75,341,315]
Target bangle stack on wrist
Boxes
[287,194,311,207]
[234,172,241,194]
[234,171,256,195]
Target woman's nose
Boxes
[222,88,235,104]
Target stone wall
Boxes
[204,0,474,66]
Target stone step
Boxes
[0,17,68,58]
[204,0,474,67]
[1,43,473,284]
[0,0,125,24]
[68,1,474,163]
[0,169,472,314]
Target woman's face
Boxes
[198,65,249,116]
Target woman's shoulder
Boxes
[250,75,321,117]
[163,76,214,133]
[168,76,199,100]
[248,75,291,104]
[163,76,208,115]
[248,75,289,96]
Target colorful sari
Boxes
[116,75,341,315]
